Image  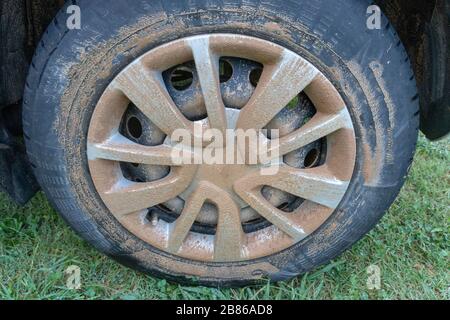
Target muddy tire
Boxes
[23,0,419,286]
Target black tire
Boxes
[23,0,419,286]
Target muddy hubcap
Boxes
[87,34,356,262]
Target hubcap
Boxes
[87,34,356,262]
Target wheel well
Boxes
[377,0,437,87]
[0,0,63,203]
[377,0,449,140]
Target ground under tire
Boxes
[23,0,419,287]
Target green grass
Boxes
[0,136,448,300]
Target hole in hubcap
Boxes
[219,59,233,83]
[127,116,143,139]
[304,148,320,168]
[249,67,263,87]
[170,66,194,91]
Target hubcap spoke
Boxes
[167,182,244,261]
[269,167,349,209]
[167,186,205,254]
[235,185,307,240]
[113,60,193,137]
[237,50,319,131]
[88,133,187,166]
[234,165,349,239]
[189,37,228,135]
[264,109,352,161]
[214,195,244,262]
[236,166,349,212]
[101,166,197,217]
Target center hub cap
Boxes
[179,108,259,211]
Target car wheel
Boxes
[23,0,419,286]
